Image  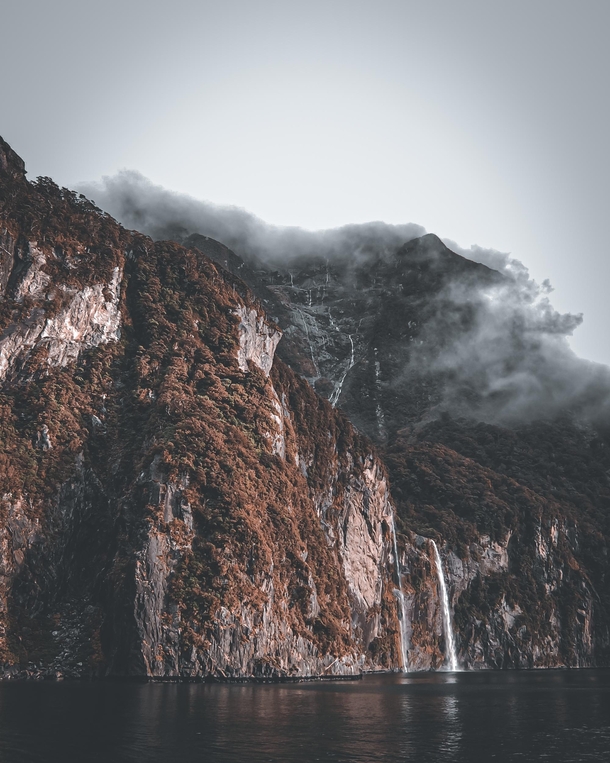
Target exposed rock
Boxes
[235,305,281,376]
[0,137,26,180]
[0,266,121,382]
[0,139,404,680]
[14,243,50,302]
[36,425,52,450]
[335,459,393,640]
[0,230,16,295]
[40,266,122,367]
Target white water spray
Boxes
[296,308,320,379]
[430,540,458,671]
[330,335,355,407]
[373,347,385,436]
[389,516,409,672]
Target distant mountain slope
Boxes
[170,201,610,669]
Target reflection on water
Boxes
[0,670,609,762]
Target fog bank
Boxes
[78,171,610,428]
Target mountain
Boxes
[179,206,610,669]
[1,136,610,678]
[0,137,406,679]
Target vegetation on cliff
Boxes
[0,137,402,678]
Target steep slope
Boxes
[0,138,405,679]
[178,216,610,670]
[4,135,610,675]
[388,426,610,669]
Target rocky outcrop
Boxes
[38,266,122,367]
[13,243,50,301]
[235,305,281,376]
[327,458,394,644]
[0,244,121,382]
[0,137,25,180]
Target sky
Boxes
[1,0,609,365]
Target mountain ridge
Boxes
[0,138,407,679]
[161,180,610,669]
[1,138,609,677]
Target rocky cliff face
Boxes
[2,135,610,678]
[397,518,603,671]
[176,216,610,671]
[0,138,405,679]
[390,422,610,670]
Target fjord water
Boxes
[1,671,609,763]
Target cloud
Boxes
[442,238,534,286]
[77,170,610,428]
[77,171,426,265]
[406,265,610,426]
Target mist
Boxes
[77,170,610,429]
[78,171,426,265]
[408,268,610,427]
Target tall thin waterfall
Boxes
[330,335,355,407]
[430,540,458,671]
[389,516,409,672]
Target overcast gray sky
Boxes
[2,0,609,365]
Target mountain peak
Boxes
[0,138,26,180]
[418,232,445,247]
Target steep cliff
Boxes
[390,420,610,669]
[3,134,610,677]
[0,138,405,679]
[175,216,610,670]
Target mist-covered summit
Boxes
[79,170,610,434]
[77,170,426,267]
[236,229,609,436]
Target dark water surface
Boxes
[1,670,609,762]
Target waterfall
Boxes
[373,348,386,437]
[389,516,409,672]
[430,540,458,671]
[296,308,320,379]
[330,335,355,407]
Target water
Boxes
[1,671,609,762]
[330,335,355,407]
[373,346,386,437]
[296,308,321,379]
[431,539,459,671]
[389,516,410,671]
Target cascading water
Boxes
[389,516,409,672]
[296,308,320,379]
[330,335,355,407]
[430,540,458,671]
[373,347,385,437]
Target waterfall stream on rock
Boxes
[330,334,355,407]
[430,539,458,671]
[389,517,409,672]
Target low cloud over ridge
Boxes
[78,171,610,428]
[78,170,427,265]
